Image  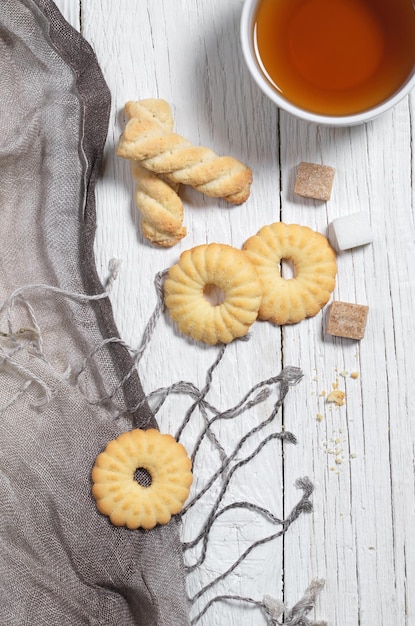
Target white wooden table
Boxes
[56,1,415,624]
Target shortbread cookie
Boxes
[123,100,186,247]
[117,99,252,204]
[164,243,262,345]
[243,222,337,325]
[92,428,193,530]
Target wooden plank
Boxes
[80,1,286,624]
[281,101,415,624]
[54,0,80,29]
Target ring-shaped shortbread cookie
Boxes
[164,243,262,345]
[243,222,337,325]
[91,428,193,530]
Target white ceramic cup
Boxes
[240,0,415,126]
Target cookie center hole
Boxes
[134,467,152,487]
[203,283,225,306]
[280,258,296,279]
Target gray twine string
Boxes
[70,265,166,403]
[0,270,117,409]
[0,271,327,626]
[185,478,313,599]
[0,295,55,407]
[181,366,302,516]
[190,578,326,625]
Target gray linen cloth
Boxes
[0,1,190,623]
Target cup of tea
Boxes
[240,0,415,125]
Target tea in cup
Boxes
[241,0,415,125]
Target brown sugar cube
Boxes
[327,301,369,340]
[294,162,335,201]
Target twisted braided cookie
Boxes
[124,99,186,247]
[117,99,252,205]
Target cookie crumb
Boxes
[350,371,359,379]
[326,389,346,406]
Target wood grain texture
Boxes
[55,1,415,624]
[54,0,80,30]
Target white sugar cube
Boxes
[328,211,373,252]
